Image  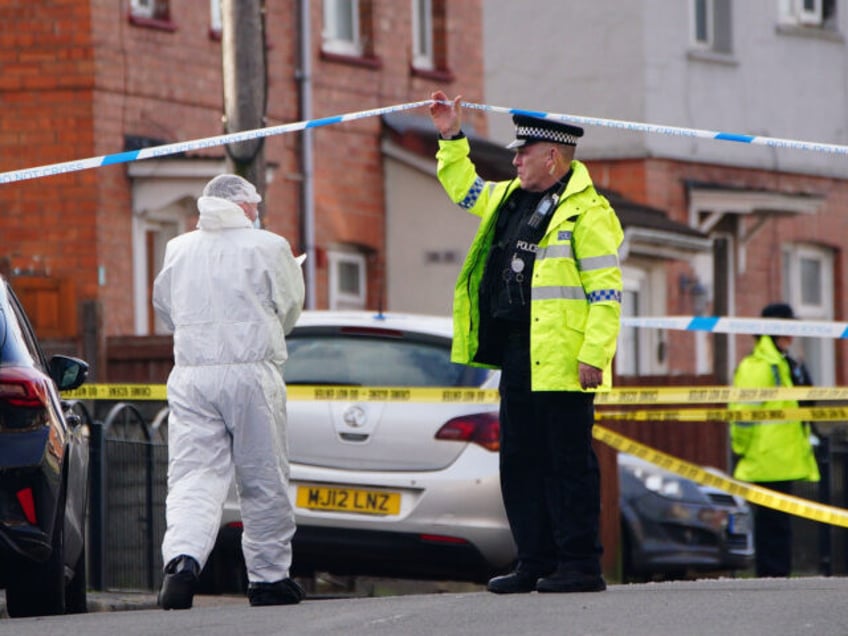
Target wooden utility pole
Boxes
[221,0,267,207]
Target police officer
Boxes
[429,92,623,593]
[731,302,820,577]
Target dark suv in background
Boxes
[0,275,89,617]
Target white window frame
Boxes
[131,0,156,19]
[692,0,714,48]
[210,0,222,33]
[691,0,732,53]
[781,243,835,386]
[128,159,227,335]
[800,0,824,24]
[130,0,169,21]
[322,0,361,56]
[328,250,367,310]
[411,0,434,70]
[616,263,668,377]
[132,212,186,335]
[779,0,831,26]
[616,274,642,377]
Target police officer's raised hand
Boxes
[429,91,463,139]
[579,362,603,390]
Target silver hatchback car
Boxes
[207,310,514,588]
[202,311,753,591]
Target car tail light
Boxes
[16,488,37,524]
[0,367,51,430]
[435,412,500,452]
[419,534,469,545]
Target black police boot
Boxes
[158,555,201,610]
[486,570,541,594]
[536,569,606,593]
[248,578,306,607]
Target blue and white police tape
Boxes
[3,98,848,185]
[0,100,433,185]
[453,100,848,157]
[621,315,848,339]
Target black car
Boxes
[0,275,89,617]
[619,452,754,582]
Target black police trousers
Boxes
[752,480,794,577]
[498,327,603,576]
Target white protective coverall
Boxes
[153,194,304,584]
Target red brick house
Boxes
[0,0,484,377]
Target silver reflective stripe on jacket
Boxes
[536,244,573,260]
[578,253,620,271]
[532,286,587,301]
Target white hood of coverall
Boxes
[154,195,304,368]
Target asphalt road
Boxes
[2,577,848,636]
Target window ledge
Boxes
[686,49,738,66]
[129,14,178,32]
[775,23,845,43]
[411,66,455,83]
[320,50,382,70]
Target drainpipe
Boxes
[297,0,316,308]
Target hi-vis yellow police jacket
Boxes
[436,137,624,392]
[731,335,820,483]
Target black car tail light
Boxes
[0,367,51,430]
[16,487,37,524]
[419,533,470,545]
[435,412,500,452]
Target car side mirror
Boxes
[48,355,89,391]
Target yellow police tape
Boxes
[593,385,848,405]
[594,424,848,528]
[62,383,848,404]
[598,406,848,423]
[64,383,169,401]
[62,383,848,526]
[63,383,848,424]
[62,384,500,403]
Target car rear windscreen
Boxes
[284,334,486,387]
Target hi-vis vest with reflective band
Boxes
[731,335,820,483]
[436,137,623,392]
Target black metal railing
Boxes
[88,402,169,591]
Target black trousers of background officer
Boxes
[498,327,603,576]
[752,480,794,577]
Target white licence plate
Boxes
[729,512,750,535]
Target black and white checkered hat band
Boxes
[516,125,579,146]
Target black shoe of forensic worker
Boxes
[486,570,542,594]
[158,555,201,610]
[536,571,607,593]
[248,578,306,607]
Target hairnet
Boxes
[202,174,262,204]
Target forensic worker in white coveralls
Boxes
[153,174,305,609]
